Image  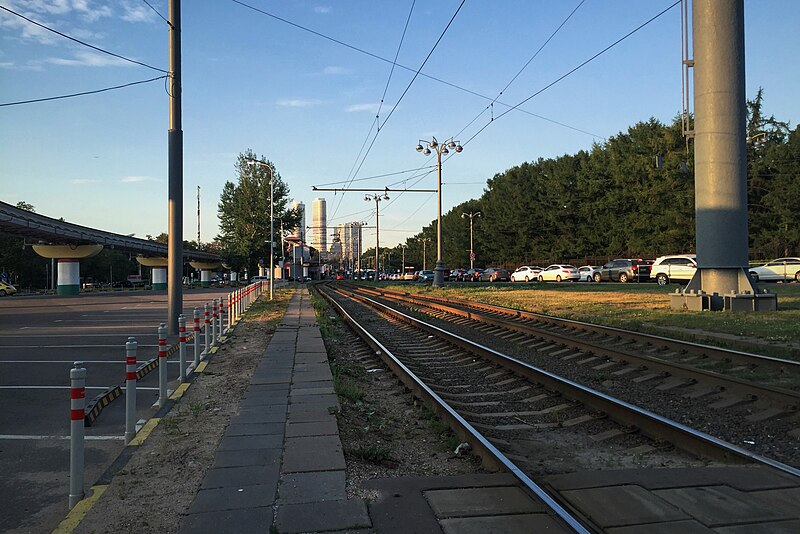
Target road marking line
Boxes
[128,418,159,446]
[0,360,178,364]
[0,435,124,441]
[53,484,108,533]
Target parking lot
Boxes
[0,288,230,532]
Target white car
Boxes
[577,265,601,282]
[510,265,542,282]
[749,257,800,283]
[650,255,697,285]
[537,264,580,282]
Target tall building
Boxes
[344,222,363,269]
[311,198,327,256]
[290,200,306,243]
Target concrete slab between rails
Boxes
[362,473,571,534]
[543,467,800,531]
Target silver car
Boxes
[749,257,800,283]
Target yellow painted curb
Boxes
[195,361,208,373]
[128,418,160,446]
[52,484,108,533]
[209,346,218,354]
[169,382,190,400]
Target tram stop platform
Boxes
[178,290,800,533]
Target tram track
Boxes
[315,283,800,533]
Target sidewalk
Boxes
[178,289,559,534]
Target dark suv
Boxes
[595,259,652,283]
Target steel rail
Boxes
[315,284,591,534]
[328,284,800,478]
[351,286,800,408]
[355,284,800,373]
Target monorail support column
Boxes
[152,267,168,291]
[189,261,222,289]
[136,257,169,291]
[673,0,776,312]
[32,245,103,296]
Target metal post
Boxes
[69,362,86,509]
[157,323,168,407]
[125,338,137,444]
[211,298,218,346]
[167,0,183,334]
[204,303,210,355]
[680,0,775,311]
[193,307,200,368]
[178,315,186,382]
[434,148,444,287]
[270,167,274,301]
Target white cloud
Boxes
[120,1,156,23]
[276,98,321,108]
[346,103,382,114]
[44,50,131,67]
[322,66,349,75]
[70,178,100,185]
[314,6,332,14]
[121,176,159,183]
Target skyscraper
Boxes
[311,198,327,256]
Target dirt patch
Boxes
[74,293,290,534]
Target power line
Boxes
[230,0,601,140]
[0,76,168,107]
[0,5,168,73]
[141,0,173,28]
[376,0,415,126]
[314,165,437,187]
[455,0,587,140]
[462,0,681,147]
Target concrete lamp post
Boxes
[416,136,462,287]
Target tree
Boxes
[216,149,300,276]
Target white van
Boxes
[650,255,697,285]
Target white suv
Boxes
[650,255,697,285]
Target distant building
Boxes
[311,198,327,257]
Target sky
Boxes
[2,0,799,249]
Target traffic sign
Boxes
[469,252,476,260]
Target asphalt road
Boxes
[0,288,231,533]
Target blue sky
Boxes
[2,1,798,248]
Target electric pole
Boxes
[167,0,183,334]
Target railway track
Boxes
[315,283,800,532]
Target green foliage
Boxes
[216,149,301,276]
[400,96,796,265]
[351,444,395,464]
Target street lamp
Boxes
[461,211,481,270]
[401,244,407,277]
[246,158,274,300]
[420,237,430,270]
[365,193,389,282]
[416,136,462,287]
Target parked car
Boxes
[464,268,484,282]
[510,265,542,282]
[538,264,580,282]
[650,255,697,285]
[403,271,416,281]
[0,281,17,296]
[451,268,467,281]
[479,268,511,282]
[594,259,652,283]
[417,270,435,282]
[749,257,800,283]
[577,265,601,282]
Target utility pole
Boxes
[167,0,183,334]
[461,211,481,269]
[364,193,386,282]
[421,237,430,271]
[196,185,200,247]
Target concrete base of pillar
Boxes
[152,283,167,290]
[670,288,777,312]
[57,284,80,296]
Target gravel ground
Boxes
[378,293,800,468]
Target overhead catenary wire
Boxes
[231,0,602,140]
[0,5,168,74]
[0,76,168,107]
[376,0,415,127]
[461,0,681,148]
[329,0,465,223]
[140,0,172,28]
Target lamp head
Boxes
[447,140,456,149]
[430,137,438,148]
[423,148,431,156]
[455,145,463,153]
[441,147,449,155]
[415,144,423,152]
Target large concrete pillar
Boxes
[32,245,103,296]
[674,0,776,311]
[189,262,222,289]
[200,270,211,288]
[152,267,167,290]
